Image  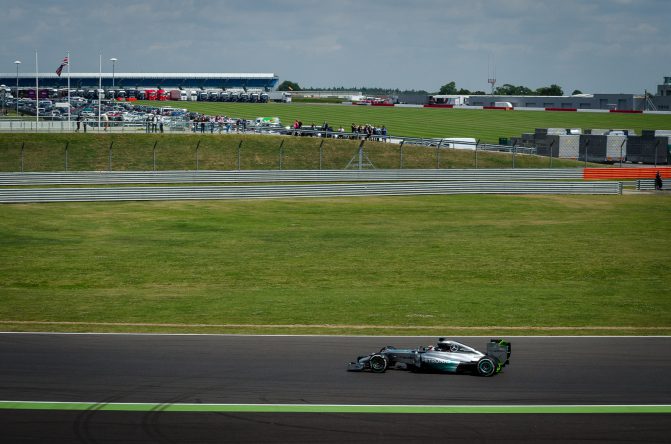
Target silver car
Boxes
[347,338,511,377]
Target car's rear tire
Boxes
[369,354,388,373]
[476,356,498,377]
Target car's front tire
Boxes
[369,354,388,373]
[476,356,498,377]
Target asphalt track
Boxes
[1,334,669,443]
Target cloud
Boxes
[1,0,669,93]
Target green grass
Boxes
[1,195,669,335]
[0,133,589,172]
[137,101,671,143]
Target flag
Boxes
[55,56,69,77]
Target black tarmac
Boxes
[1,334,669,443]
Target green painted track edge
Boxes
[1,401,670,414]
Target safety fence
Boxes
[0,181,623,203]
[0,168,584,186]
[635,179,665,191]
[583,167,671,180]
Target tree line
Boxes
[278,80,582,97]
[439,81,582,96]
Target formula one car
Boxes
[347,338,511,377]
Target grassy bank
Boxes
[0,133,588,172]
[1,195,669,335]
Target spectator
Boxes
[655,171,663,190]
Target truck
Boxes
[169,90,182,101]
[268,91,292,103]
[427,95,468,106]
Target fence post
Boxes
[475,139,479,169]
[278,139,284,170]
[549,140,555,168]
[584,139,590,167]
[237,140,242,170]
[65,141,69,172]
[399,140,404,169]
[436,139,442,169]
[619,139,625,167]
[358,140,365,170]
[195,140,201,171]
[20,142,24,172]
[109,141,113,171]
[319,139,324,170]
[655,140,660,167]
[512,142,517,169]
[152,141,158,171]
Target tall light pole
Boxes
[109,57,117,89]
[14,60,20,116]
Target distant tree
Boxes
[493,84,517,95]
[535,84,564,96]
[457,88,471,95]
[571,89,583,95]
[278,80,301,91]
[438,81,458,95]
[494,84,535,95]
[471,90,486,95]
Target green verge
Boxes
[0,401,670,414]
[137,101,671,143]
[1,194,669,335]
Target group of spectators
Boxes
[190,115,246,134]
[290,120,389,141]
[351,123,388,141]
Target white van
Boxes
[494,101,513,109]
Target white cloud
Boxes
[1,0,669,93]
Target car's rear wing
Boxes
[487,339,511,366]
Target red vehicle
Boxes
[145,89,157,101]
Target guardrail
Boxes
[0,169,585,186]
[635,179,664,190]
[0,181,623,203]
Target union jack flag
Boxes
[55,56,69,77]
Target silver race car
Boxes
[347,338,511,377]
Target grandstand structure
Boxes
[0,72,279,91]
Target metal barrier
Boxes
[0,181,623,203]
[0,169,584,186]
[635,179,663,190]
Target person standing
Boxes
[655,171,663,190]
[75,114,82,132]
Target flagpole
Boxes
[67,51,71,130]
[98,53,101,131]
[35,50,39,124]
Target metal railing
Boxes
[0,169,584,186]
[0,180,623,203]
[635,179,663,191]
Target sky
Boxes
[1,0,669,94]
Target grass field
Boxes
[136,101,671,143]
[1,194,669,335]
[0,133,590,172]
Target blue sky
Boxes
[1,0,669,93]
